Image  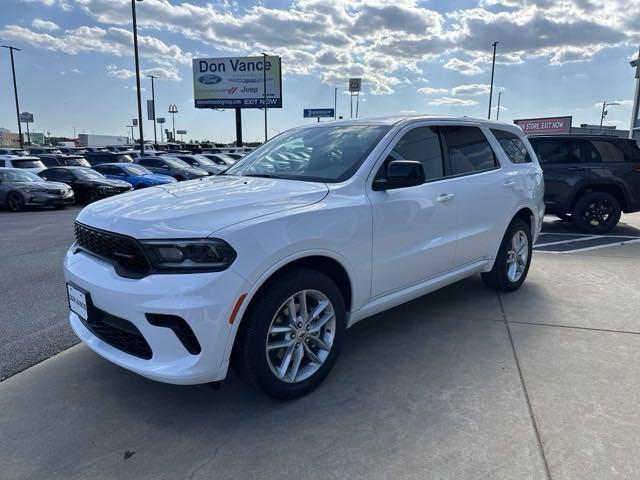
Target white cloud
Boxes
[32,18,59,31]
[106,64,181,81]
[444,58,483,76]
[429,97,479,106]
[452,83,491,96]
[417,87,449,95]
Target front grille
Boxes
[82,308,152,360]
[74,222,151,278]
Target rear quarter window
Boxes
[491,129,532,164]
[440,126,498,176]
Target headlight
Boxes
[141,239,237,272]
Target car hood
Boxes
[140,173,175,183]
[79,178,131,188]
[76,175,329,238]
[12,181,69,191]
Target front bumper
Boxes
[64,247,250,384]
[25,191,75,206]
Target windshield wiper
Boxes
[243,173,276,179]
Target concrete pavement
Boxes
[1,214,640,479]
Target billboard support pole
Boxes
[235,108,243,147]
[355,92,360,118]
[25,121,30,146]
[334,87,337,120]
[262,53,268,142]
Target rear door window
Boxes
[491,129,532,164]
[440,126,498,176]
[531,139,569,164]
[386,126,444,181]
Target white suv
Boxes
[64,116,544,399]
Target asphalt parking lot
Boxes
[1,209,640,479]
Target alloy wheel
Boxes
[582,199,614,228]
[506,230,528,283]
[265,289,336,383]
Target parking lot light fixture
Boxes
[131,0,144,155]
[600,101,620,129]
[488,41,499,120]
[2,45,24,148]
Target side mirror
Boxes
[373,160,425,191]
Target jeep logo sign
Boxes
[193,56,282,109]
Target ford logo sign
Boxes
[199,74,222,85]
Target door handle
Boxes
[436,193,455,203]
[503,180,516,188]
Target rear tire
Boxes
[572,191,621,234]
[482,219,532,292]
[7,192,25,212]
[232,269,346,400]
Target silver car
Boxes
[0,168,74,211]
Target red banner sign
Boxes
[514,116,572,134]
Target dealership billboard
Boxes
[514,116,572,134]
[192,56,282,109]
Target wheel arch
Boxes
[224,252,354,367]
[570,183,629,212]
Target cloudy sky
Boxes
[0,0,639,143]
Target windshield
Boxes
[113,154,134,163]
[74,169,105,179]
[225,125,390,182]
[164,157,191,168]
[185,155,216,166]
[2,149,29,156]
[0,170,41,182]
[12,159,45,169]
[65,157,90,166]
[123,165,151,175]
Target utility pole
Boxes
[488,41,498,120]
[630,48,640,140]
[2,45,24,148]
[131,0,144,155]
[496,91,502,121]
[147,74,158,146]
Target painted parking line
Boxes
[535,235,640,253]
[534,235,601,248]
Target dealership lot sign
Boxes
[193,56,282,109]
[514,116,572,134]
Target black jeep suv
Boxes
[529,134,640,233]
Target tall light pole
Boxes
[147,74,158,146]
[488,41,499,120]
[169,104,178,141]
[262,52,268,143]
[599,101,620,129]
[131,0,144,155]
[630,48,640,140]
[496,91,502,121]
[2,45,24,148]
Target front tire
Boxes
[85,190,101,204]
[572,191,621,234]
[7,192,25,212]
[232,269,346,400]
[482,219,532,292]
